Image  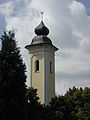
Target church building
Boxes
[25,13,58,105]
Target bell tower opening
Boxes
[35,60,39,72]
[50,61,52,73]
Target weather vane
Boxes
[40,11,44,21]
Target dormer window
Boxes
[35,60,39,72]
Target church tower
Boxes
[25,13,58,105]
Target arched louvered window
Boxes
[35,60,39,72]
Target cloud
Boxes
[0,1,14,16]
[55,79,90,95]
[0,0,90,94]
[56,70,90,80]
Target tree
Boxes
[26,87,43,120]
[0,30,27,120]
[44,96,70,120]
[44,87,90,120]
[65,87,90,120]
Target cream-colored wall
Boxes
[28,44,57,105]
[31,54,44,103]
[48,54,55,99]
[45,51,55,104]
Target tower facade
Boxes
[25,18,58,105]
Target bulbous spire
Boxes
[35,12,49,36]
[35,21,49,36]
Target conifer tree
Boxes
[0,30,27,120]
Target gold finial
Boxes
[40,11,44,21]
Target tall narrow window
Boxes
[35,60,39,72]
[50,61,52,73]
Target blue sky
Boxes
[0,0,90,94]
[77,0,90,15]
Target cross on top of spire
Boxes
[40,11,44,21]
[34,11,49,36]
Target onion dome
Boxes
[28,12,53,45]
[35,21,49,36]
[25,12,59,52]
[31,20,51,45]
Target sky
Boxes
[0,0,90,95]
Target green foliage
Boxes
[65,87,90,120]
[0,30,27,120]
[44,96,66,120]
[26,87,43,120]
[26,87,39,105]
[45,87,90,120]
